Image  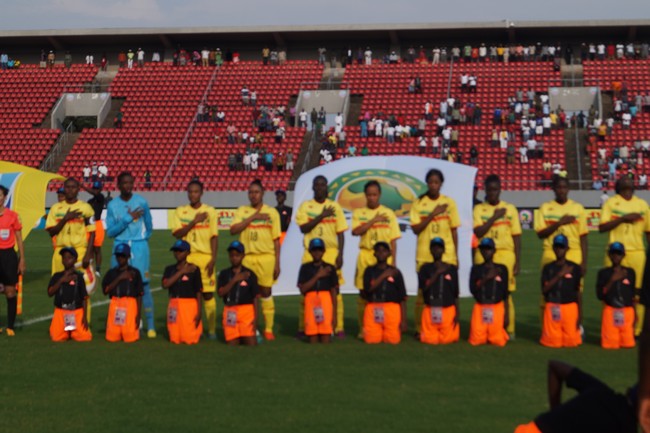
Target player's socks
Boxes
[261,296,275,334]
[507,296,516,336]
[142,283,155,331]
[204,297,217,336]
[357,296,366,336]
[86,298,92,325]
[297,296,305,332]
[7,296,17,331]
[335,293,344,334]
[415,289,424,333]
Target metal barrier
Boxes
[40,122,74,172]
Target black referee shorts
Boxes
[0,248,18,286]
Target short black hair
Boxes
[484,174,501,187]
[364,180,381,193]
[551,175,569,189]
[615,176,633,194]
[250,179,264,190]
[313,175,328,185]
[187,180,204,191]
[64,177,80,187]
[0,185,8,196]
[117,171,133,183]
[425,168,444,183]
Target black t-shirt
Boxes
[418,263,459,307]
[363,265,407,304]
[541,260,582,304]
[49,271,88,309]
[163,264,202,298]
[88,192,106,221]
[102,266,144,298]
[596,267,636,308]
[217,265,259,306]
[298,261,339,294]
[275,205,293,232]
[469,263,509,304]
[534,368,636,433]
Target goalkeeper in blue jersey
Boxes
[106,172,155,338]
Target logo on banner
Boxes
[328,169,426,217]
[0,172,22,210]
[518,209,533,229]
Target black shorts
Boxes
[0,248,18,286]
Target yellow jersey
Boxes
[409,194,460,264]
[600,194,650,252]
[473,201,522,251]
[534,199,588,252]
[232,204,280,255]
[172,204,218,255]
[46,200,95,249]
[295,198,348,250]
[352,204,401,250]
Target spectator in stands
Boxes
[339,130,346,148]
[47,50,55,68]
[520,145,529,164]
[506,143,515,164]
[136,48,144,67]
[91,162,99,181]
[364,47,372,65]
[250,90,257,107]
[83,165,91,182]
[318,47,326,65]
[275,126,285,144]
[639,173,647,189]
[469,74,477,93]
[469,145,478,166]
[593,178,603,190]
[264,152,274,171]
[227,153,236,171]
[98,162,108,180]
[144,170,152,189]
[241,86,250,105]
[298,109,308,127]
[114,110,124,129]
[126,49,134,69]
[0,52,7,70]
[347,143,357,157]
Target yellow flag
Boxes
[0,161,64,240]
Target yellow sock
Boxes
[298,296,305,332]
[261,297,275,333]
[86,298,92,325]
[415,288,423,332]
[507,295,516,335]
[335,293,344,333]
[204,297,217,335]
[357,296,366,333]
[635,303,645,336]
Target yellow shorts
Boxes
[604,249,645,289]
[243,253,276,288]
[187,252,216,293]
[355,248,394,289]
[302,248,344,285]
[475,249,516,292]
[52,247,87,275]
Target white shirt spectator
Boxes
[606,117,615,128]
[137,49,145,61]
[419,136,427,149]
[250,152,259,170]
[436,117,446,129]
[442,128,452,141]
[519,146,528,163]
[83,166,91,179]
[598,147,607,160]
[597,44,606,55]
[152,52,161,62]
[640,174,648,187]
[364,49,372,65]
[335,113,343,127]
[201,49,209,60]
[542,116,552,129]
[460,74,469,86]
[98,163,108,178]
[622,112,632,127]
[432,136,440,150]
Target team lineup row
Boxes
[0,170,648,347]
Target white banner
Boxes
[276,156,477,297]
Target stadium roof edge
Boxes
[3,19,650,38]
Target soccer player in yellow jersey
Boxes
[409,169,460,335]
[534,176,588,329]
[599,176,650,336]
[46,178,96,322]
[172,180,219,339]
[473,174,521,337]
[352,180,401,338]
[230,179,281,340]
[295,175,348,338]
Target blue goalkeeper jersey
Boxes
[106,194,152,242]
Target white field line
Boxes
[18,286,163,328]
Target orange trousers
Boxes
[601,305,635,349]
[304,291,334,336]
[50,307,92,342]
[540,302,581,348]
[363,302,401,344]
[223,304,256,342]
[468,301,509,347]
[167,298,203,345]
[106,297,140,343]
[420,305,459,345]
[513,421,542,433]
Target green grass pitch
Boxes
[0,229,637,433]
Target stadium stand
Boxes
[0,64,97,167]
[166,60,323,190]
[341,61,563,190]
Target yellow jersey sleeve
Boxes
[447,197,461,229]
[600,198,613,224]
[409,198,423,226]
[208,207,219,237]
[295,202,310,226]
[508,204,522,236]
[333,202,349,233]
[232,206,246,225]
[351,209,362,231]
[388,208,401,240]
[45,202,60,229]
[577,204,588,236]
[172,206,184,233]
[472,205,483,229]
[269,206,281,240]
[534,203,547,233]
